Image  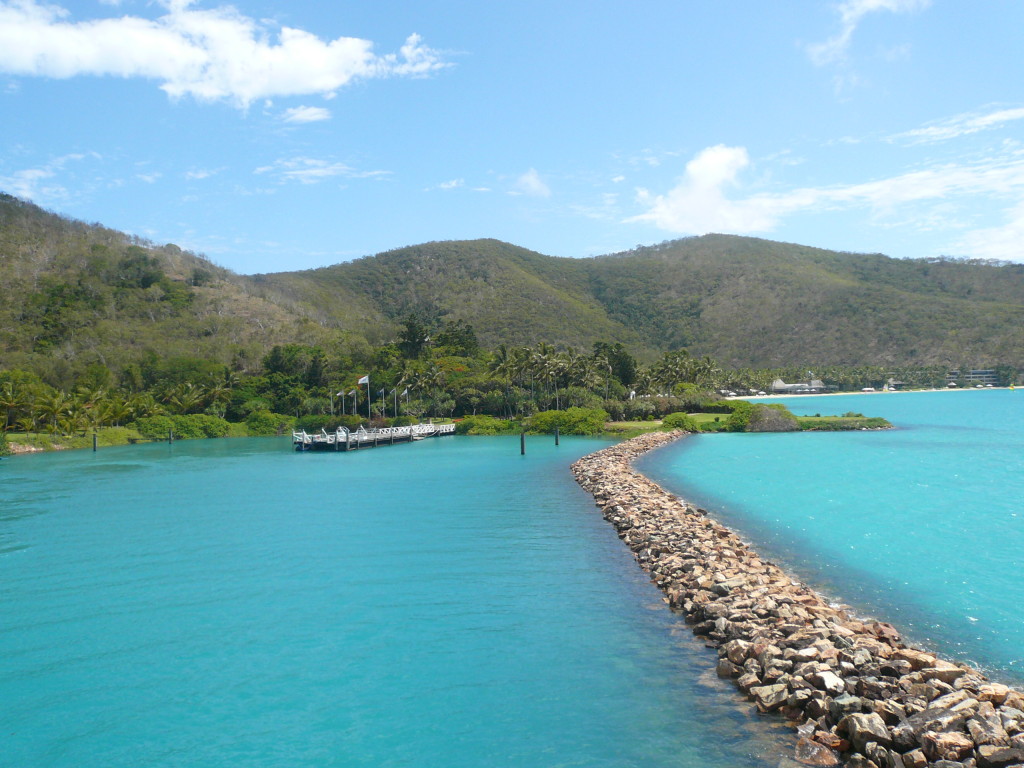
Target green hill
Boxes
[263,234,1024,368]
[3,193,1024,384]
[0,193,351,387]
[256,239,650,354]
[584,236,1024,366]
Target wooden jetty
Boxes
[292,422,456,452]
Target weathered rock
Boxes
[751,683,790,712]
[968,705,1010,747]
[978,684,1011,706]
[829,693,864,721]
[922,730,975,762]
[810,670,847,696]
[919,666,970,685]
[891,708,969,752]
[976,745,1024,768]
[737,671,762,692]
[793,737,840,767]
[716,658,741,678]
[840,712,892,753]
[722,638,752,665]
[901,749,927,768]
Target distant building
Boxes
[771,378,825,394]
[946,369,1000,387]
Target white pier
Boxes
[292,422,456,451]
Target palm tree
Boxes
[165,382,206,415]
[0,380,27,432]
[74,386,109,430]
[36,390,71,435]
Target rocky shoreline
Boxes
[571,431,1024,768]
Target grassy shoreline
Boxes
[2,405,892,456]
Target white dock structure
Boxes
[292,422,456,451]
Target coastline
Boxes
[572,432,1024,768]
[739,387,1016,401]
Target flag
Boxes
[401,388,408,396]
[357,375,369,385]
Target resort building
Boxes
[945,369,1001,387]
[770,378,826,394]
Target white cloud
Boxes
[630,144,1024,238]
[511,168,551,197]
[0,152,94,201]
[136,172,162,183]
[891,107,1024,144]
[808,0,930,65]
[184,167,220,180]
[438,178,463,190]
[0,0,447,107]
[254,157,390,184]
[630,145,790,233]
[282,105,331,123]
[954,202,1024,261]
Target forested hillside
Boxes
[264,235,1024,368]
[0,194,358,388]
[257,240,649,354]
[4,193,1024,388]
[585,236,1024,366]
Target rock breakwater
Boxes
[572,432,1024,768]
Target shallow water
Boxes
[639,389,1024,684]
[0,435,790,768]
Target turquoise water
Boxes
[0,436,790,768]
[640,389,1024,685]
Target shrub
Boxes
[527,407,609,435]
[131,415,175,440]
[623,398,657,421]
[294,414,336,433]
[725,401,755,431]
[245,410,295,436]
[661,412,699,432]
[696,399,737,414]
[133,414,229,440]
[563,386,603,409]
[0,432,10,456]
[455,415,518,435]
[601,400,626,421]
[184,414,230,438]
[746,404,800,432]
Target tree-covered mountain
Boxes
[3,192,1024,387]
[263,235,1024,368]
[0,193,363,388]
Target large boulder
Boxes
[751,683,789,713]
[793,737,840,767]
[976,745,1024,768]
[921,730,975,762]
[891,708,968,752]
[839,712,892,753]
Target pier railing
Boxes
[292,422,456,451]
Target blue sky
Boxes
[2,0,1024,274]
